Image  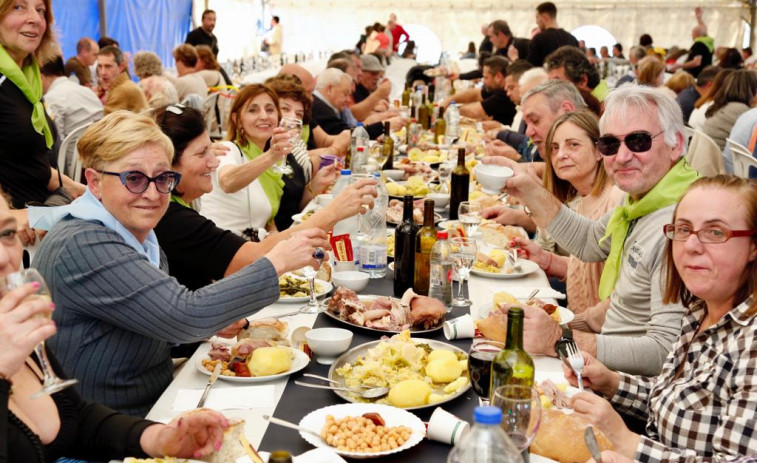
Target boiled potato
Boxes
[493,291,519,308]
[386,182,406,196]
[388,379,432,407]
[443,376,469,394]
[427,349,458,363]
[248,347,292,377]
[426,357,463,383]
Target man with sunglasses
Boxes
[484,84,699,376]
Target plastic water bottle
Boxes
[331,169,352,197]
[359,173,388,278]
[351,146,367,175]
[332,170,360,266]
[447,406,523,463]
[428,230,453,307]
[445,101,460,144]
[350,123,369,168]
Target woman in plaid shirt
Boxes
[564,175,757,463]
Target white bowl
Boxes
[474,163,514,194]
[383,169,405,181]
[315,193,333,206]
[305,328,353,364]
[427,192,450,209]
[332,271,370,293]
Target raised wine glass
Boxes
[276,116,300,176]
[492,385,542,454]
[0,269,78,398]
[299,248,326,314]
[458,201,483,236]
[449,236,476,307]
[468,340,504,405]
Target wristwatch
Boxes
[554,326,573,358]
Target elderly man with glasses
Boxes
[485,84,700,376]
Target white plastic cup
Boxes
[443,314,476,340]
[427,407,470,445]
[335,260,356,272]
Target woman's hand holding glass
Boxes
[140,409,229,459]
[276,116,301,175]
[309,163,339,195]
[326,178,378,222]
[266,228,330,276]
[268,127,293,171]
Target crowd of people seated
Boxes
[1,0,755,461]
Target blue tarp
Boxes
[53,0,192,69]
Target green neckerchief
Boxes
[694,36,715,53]
[597,158,699,300]
[238,141,284,220]
[170,194,192,208]
[301,124,311,144]
[0,45,53,148]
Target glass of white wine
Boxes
[0,268,78,398]
[276,116,300,176]
[449,237,476,307]
[369,141,388,169]
[458,201,483,236]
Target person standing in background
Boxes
[387,13,409,54]
[264,16,283,56]
[185,9,218,56]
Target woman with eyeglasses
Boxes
[562,175,757,462]
[152,104,376,291]
[30,111,329,417]
[508,110,624,313]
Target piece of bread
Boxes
[530,409,613,463]
[316,260,332,282]
[237,318,288,344]
[200,419,249,463]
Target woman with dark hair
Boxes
[153,104,374,290]
[195,44,232,86]
[703,69,757,150]
[564,175,757,462]
[461,42,476,60]
[688,67,734,130]
[718,47,744,69]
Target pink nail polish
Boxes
[32,282,40,289]
[215,441,223,450]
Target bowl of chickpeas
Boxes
[298,403,426,458]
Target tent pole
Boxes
[751,0,757,50]
[98,0,107,38]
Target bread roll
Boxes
[530,409,613,463]
[237,318,288,343]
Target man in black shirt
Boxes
[457,55,516,126]
[488,19,529,62]
[669,7,713,78]
[185,9,219,56]
[520,2,578,66]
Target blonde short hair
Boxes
[0,0,56,65]
[77,111,174,171]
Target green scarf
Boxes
[0,45,53,148]
[170,194,192,208]
[301,124,311,144]
[238,141,284,220]
[694,36,715,53]
[597,159,699,300]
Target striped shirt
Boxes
[612,297,756,463]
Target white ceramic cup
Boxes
[427,407,470,445]
[443,314,476,340]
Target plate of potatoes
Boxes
[197,344,310,383]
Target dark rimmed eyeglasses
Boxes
[663,224,756,244]
[98,170,181,194]
[596,130,664,156]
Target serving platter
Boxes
[323,294,444,334]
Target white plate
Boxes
[388,262,395,271]
[471,259,539,279]
[475,302,574,325]
[279,277,333,303]
[196,345,310,383]
[298,403,426,459]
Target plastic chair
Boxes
[685,129,723,177]
[56,123,92,183]
[202,92,221,138]
[181,93,204,111]
[728,138,757,178]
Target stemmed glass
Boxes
[0,269,78,398]
[437,162,454,193]
[299,247,326,314]
[468,340,504,405]
[458,201,483,236]
[450,237,476,307]
[276,116,300,176]
[492,385,542,457]
[369,141,387,170]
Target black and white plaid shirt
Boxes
[612,297,756,463]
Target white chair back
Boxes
[56,123,93,183]
[727,138,757,178]
[202,92,221,138]
[686,129,723,177]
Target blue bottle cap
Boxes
[340,169,352,175]
[356,122,364,126]
[473,406,503,425]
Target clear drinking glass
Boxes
[449,237,476,307]
[349,173,374,235]
[369,141,387,169]
[437,162,454,193]
[276,116,300,176]
[468,340,505,405]
[491,385,542,451]
[299,248,326,314]
[0,269,78,398]
[458,201,483,236]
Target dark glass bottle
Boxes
[401,83,411,107]
[418,94,430,130]
[381,121,394,170]
[490,307,535,399]
[449,147,469,220]
[413,199,437,295]
[434,105,446,145]
[393,195,419,297]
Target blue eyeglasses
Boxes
[98,170,181,194]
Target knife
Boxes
[584,426,603,463]
[197,362,222,408]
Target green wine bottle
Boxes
[490,307,534,399]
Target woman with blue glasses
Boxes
[30,111,329,417]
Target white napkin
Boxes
[492,286,566,300]
[258,448,347,463]
[172,385,275,411]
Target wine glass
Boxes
[492,385,542,454]
[369,141,387,169]
[437,162,453,193]
[458,201,483,236]
[0,269,78,399]
[468,340,504,405]
[299,248,326,314]
[276,116,300,176]
[449,237,476,307]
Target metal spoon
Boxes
[294,380,389,399]
[302,373,377,390]
[525,288,540,305]
[277,305,327,317]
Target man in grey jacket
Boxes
[485,84,699,375]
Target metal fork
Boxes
[566,342,585,391]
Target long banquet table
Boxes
[146,256,567,461]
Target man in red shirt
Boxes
[387,13,409,53]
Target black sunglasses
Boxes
[98,170,182,194]
[596,130,664,156]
